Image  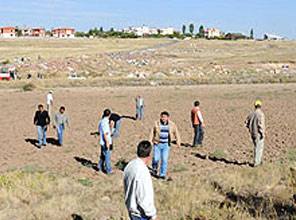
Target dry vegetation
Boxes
[0,84,296,219]
[1,39,296,90]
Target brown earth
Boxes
[0,83,295,180]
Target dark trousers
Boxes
[193,124,204,146]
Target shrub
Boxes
[22,83,36,92]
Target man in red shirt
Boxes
[191,100,205,147]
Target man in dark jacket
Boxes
[34,104,50,148]
[110,113,121,138]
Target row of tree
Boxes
[74,24,255,40]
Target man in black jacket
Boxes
[34,104,50,148]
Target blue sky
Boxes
[0,0,295,38]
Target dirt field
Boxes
[1,84,296,219]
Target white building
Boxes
[0,27,18,38]
[160,27,174,35]
[264,33,284,41]
[205,28,223,38]
[123,25,175,36]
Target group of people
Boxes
[32,91,265,220]
[33,91,70,148]
[122,100,265,220]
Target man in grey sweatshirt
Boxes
[245,100,265,167]
[53,106,70,146]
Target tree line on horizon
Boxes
[74,24,255,40]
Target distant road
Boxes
[130,39,180,53]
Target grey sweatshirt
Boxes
[53,112,70,127]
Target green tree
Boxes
[198,25,205,38]
[189,23,194,35]
[250,28,254,39]
[182,24,186,35]
[46,30,52,36]
[17,29,22,37]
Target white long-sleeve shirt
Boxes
[123,158,157,219]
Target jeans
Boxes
[99,145,112,174]
[37,125,47,147]
[193,124,204,146]
[129,214,148,220]
[152,142,170,177]
[253,137,264,166]
[136,106,143,120]
[57,124,64,145]
[112,120,121,138]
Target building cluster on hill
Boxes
[0,26,75,38]
[122,25,177,36]
[0,25,286,41]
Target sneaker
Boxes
[43,144,46,146]
[159,176,166,180]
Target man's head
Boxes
[103,109,111,118]
[49,91,53,94]
[138,94,142,98]
[160,111,170,124]
[59,106,65,114]
[137,140,152,162]
[38,104,44,112]
[254,100,262,109]
[194,100,200,107]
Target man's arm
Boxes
[46,112,50,125]
[33,112,37,125]
[135,177,157,219]
[258,113,265,139]
[197,111,205,127]
[103,132,110,149]
[173,123,181,148]
[149,123,156,144]
[66,115,71,127]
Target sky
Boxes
[0,0,295,38]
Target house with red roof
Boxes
[0,27,18,38]
[52,27,75,38]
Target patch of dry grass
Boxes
[1,161,294,219]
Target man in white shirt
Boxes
[46,91,53,116]
[98,109,112,174]
[123,141,159,220]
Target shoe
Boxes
[151,170,157,177]
[159,176,166,180]
[43,144,46,146]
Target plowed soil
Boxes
[1,84,296,180]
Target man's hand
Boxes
[202,123,206,128]
[177,144,181,149]
[106,144,110,149]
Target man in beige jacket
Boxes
[150,111,181,179]
[245,100,265,167]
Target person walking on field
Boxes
[150,111,181,179]
[191,100,205,147]
[245,100,265,167]
[123,140,159,220]
[53,106,70,146]
[98,109,113,174]
[135,94,145,121]
[33,104,50,148]
[46,91,53,116]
